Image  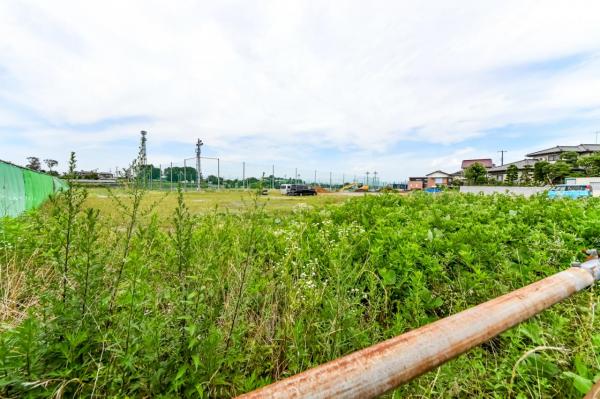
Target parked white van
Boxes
[280,184,292,195]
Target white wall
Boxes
[459,186,547,197]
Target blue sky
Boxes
[1,1,600,181]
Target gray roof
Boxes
[526,144,600,157]
[425,170,452,177]
[488,159,538,173]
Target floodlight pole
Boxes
[196,139,203,191]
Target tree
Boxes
[579,153,600,176]
[521,164,532,184]
[533,161,549,184]
[464,162,487,185]
[506,165,519,185]
[546,161,571,184]
[26,157,41,171]
[140,164,161,180]
[44,159,59,176]
[559,151,579,167]
[163,167,197,183]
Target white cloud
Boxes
[1,0,600,178]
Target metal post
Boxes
[242,162,246,190]
[183,159,187,191]
[272,165,275,189]
[159,164,162,191]
[217,158,221,191]
[170,162,173,191]
[295,168,298,184]
[329,171,332,191]
[196,139,203,191]
[238,260,600,399]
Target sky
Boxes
[1,0,600,182]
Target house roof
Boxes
[526,144,600,157]
[488,159,538,173]
[461,159,494,169]
[425,170,452,177]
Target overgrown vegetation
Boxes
[1,159,600,397]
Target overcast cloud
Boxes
[1,0,600,180]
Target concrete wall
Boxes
[459,186,547,197]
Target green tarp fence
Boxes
[0,160,68,217]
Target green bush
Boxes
[1,191,599,397]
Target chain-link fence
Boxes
[117,157,400,191]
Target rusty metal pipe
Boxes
[585,379,600,399]
[238,266,597,399]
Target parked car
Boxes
[547,184,592,199]
[280,184,292,195]
[287,184,317,196]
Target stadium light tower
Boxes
[196,139,204,191]
[140,130,148,167]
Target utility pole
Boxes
[295,168,298,184]
[373,171,378,190]
[272,165,275,189]
[366,171,370,187]
[196,139,203,191]
[314,170,317,186]
[498,150,507,166]
[329,171,332,190]
[242,162,246,189]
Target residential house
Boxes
[425,170,452,187]
[461,159,494,170]
[526,144,600,162]
[452,159,495,182]
[487,159,537,182]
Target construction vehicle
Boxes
[340,182,369,192]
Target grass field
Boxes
[2,182,600,398]
[84,188,356,219]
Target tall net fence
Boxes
[0,160,68,217]
[143,157,399,191]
